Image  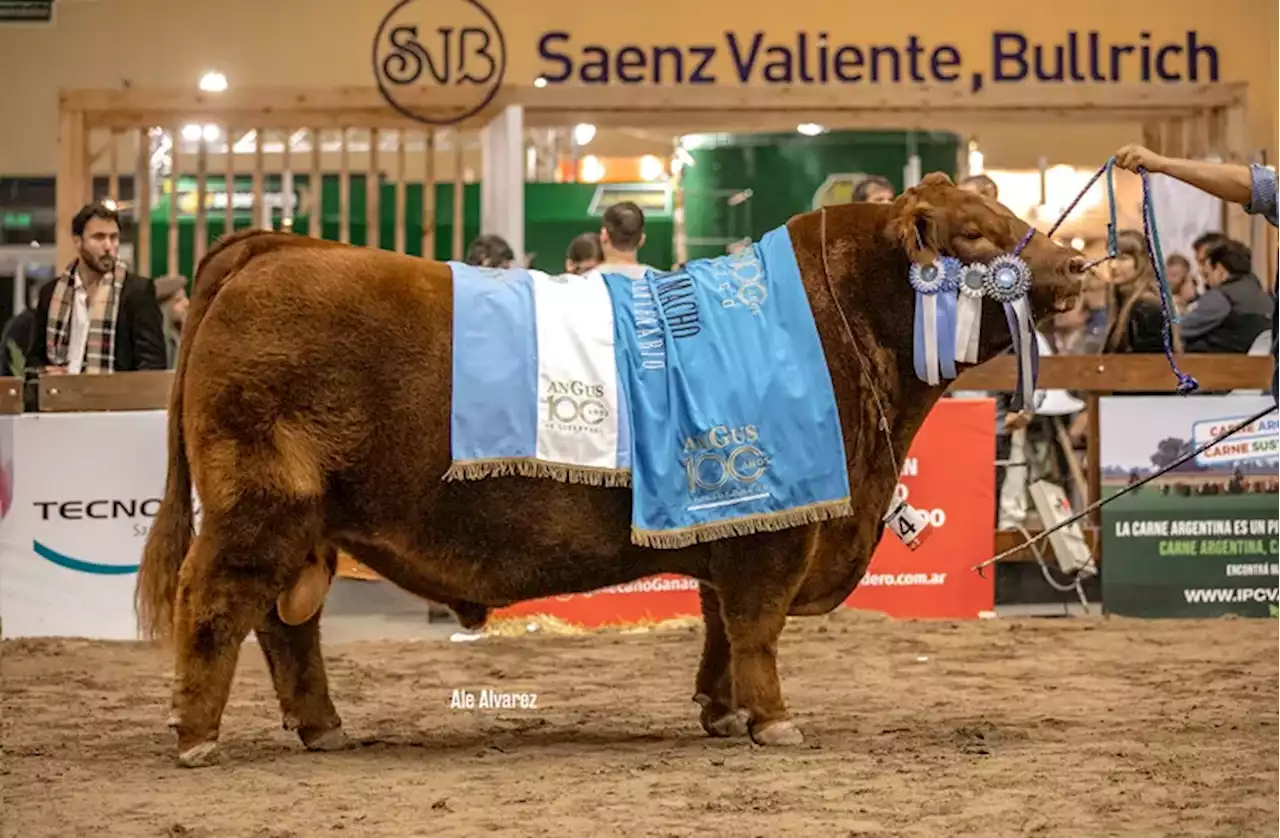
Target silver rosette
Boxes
[958,262,989,299]
[908,259,948,295]
[938,256,963,292]
[982,254,1031,303]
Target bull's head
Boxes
[886,172,1087,358]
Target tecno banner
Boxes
[0,411,169,639]
[495,398,996,626]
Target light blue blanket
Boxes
[447,224,852,548]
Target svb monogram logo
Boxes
[372,0,507,126]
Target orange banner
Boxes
[842,398,996,619]
[493,398,996,626]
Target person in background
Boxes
[851,175,895,204]
[26,202,167,375]
[0,275,43,377]
[1191,231,1231,288]
[1114,143,1277,399]
[958,174,999,201]
[596,201,656,279]
[152,276,190,368]
[564,232,603,275]
[1179,239,1272,353]
[1164,253,1199,313]
[1101,229,1174,355]
[465,234,515,268]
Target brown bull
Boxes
[135,172,1085,767]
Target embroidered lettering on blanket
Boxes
[446,226,852,548]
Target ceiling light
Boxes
[639,154,664,181]
[533,76,547,88]
[796,123,826,136]
[199,71,227,92]
[573,123,596,146]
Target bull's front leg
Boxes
[693,582,748,737]
[712,543,807,747]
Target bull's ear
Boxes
[889,195,942,264]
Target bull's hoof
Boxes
[700,705,750,738]
[450,601,490,630]
[301,726,349,752]
[281,712,301,731]
[176,741,220,768]
[166,711,180,730]
[750,719,804,747]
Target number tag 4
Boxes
[883,498,932,552]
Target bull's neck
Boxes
[786,208,951,488]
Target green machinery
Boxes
[677,129,961,261]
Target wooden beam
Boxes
[225,127,237,238]
[951,354,1271,393]
[367,127,380,249]
[422,130,436,259]
[36,370,173,412]
[308,127,322,238]
[394,130,406,255]
[253,128,266,229]
[135,127,151,276]
[0,377,22,415]
[167,125,180,276]
[452,131,464,261]
[56,108,88,270]
[62,83,1248,118]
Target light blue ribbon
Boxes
[911,259,960,386]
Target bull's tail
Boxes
[135,228,336,642]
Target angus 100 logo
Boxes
[372,0,507,125]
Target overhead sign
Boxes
[373,0,507,126]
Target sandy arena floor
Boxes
[2,608,1276,838]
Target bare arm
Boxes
[1115,144,1250,202]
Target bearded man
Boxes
[26,202,168,375]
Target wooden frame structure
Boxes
[56,82,1259,274]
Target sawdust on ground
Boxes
[2,608,1276,838]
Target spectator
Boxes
[1,275,43,377]
[1101,229,1174,354]
[564,232,603,275]
[465,234,515,268]
[1191,231,1231,287]
[1164,253,1199,312]
[152,276,190,368]
[851,175,895,204]
[958,174,999,200]
[26,202,167,375]
[1179,239,1272,353]
[596,201,656,279]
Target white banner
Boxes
[0,411,169,639]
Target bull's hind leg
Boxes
[169,501,317,767]
[256,603,346,752]
[694,583,748,738]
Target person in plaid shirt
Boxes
[25,202,168,375]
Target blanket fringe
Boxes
[443,458,632,488]
[629,497,854,549]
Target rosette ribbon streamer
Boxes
[983,253,1040,412]
[908,258,959,386]
[952,259,987,364]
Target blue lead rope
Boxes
[1139,166,1199,394]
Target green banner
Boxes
[1099,395,1279,618]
